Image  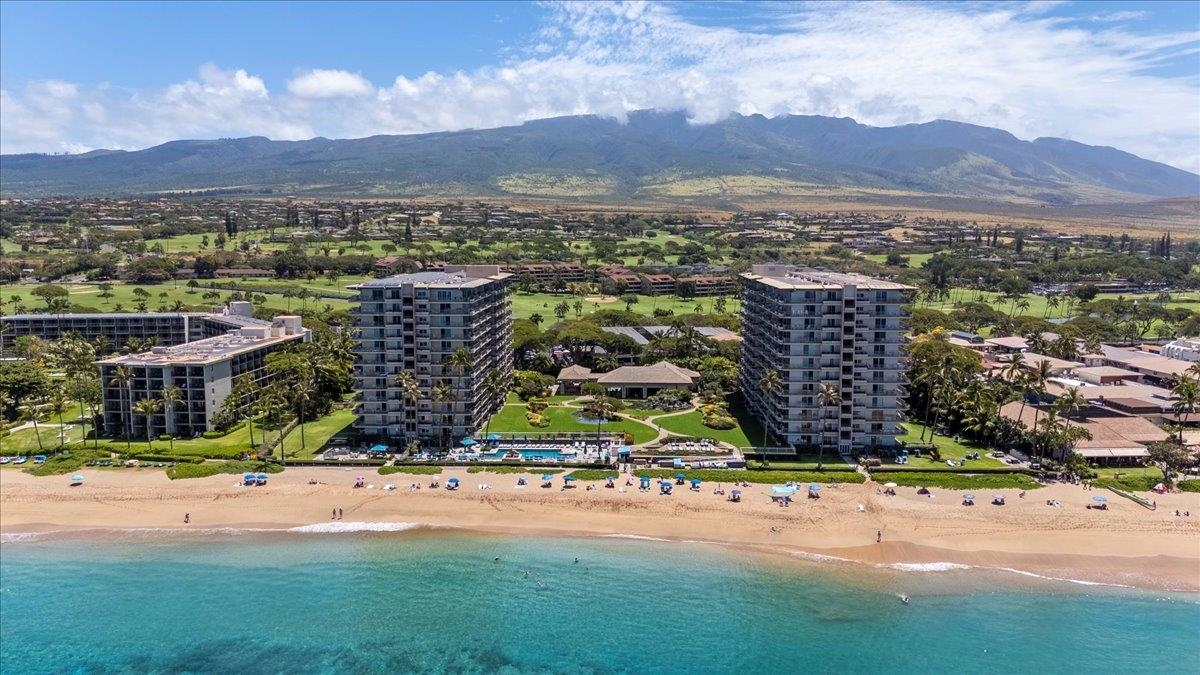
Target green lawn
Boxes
[1091,467,1164,492]
[655,409,763,447]
[896,423,1005,468]
[281,408,358,460]
[511,291,740,322]
[0,280,351,316]
[2,423,87,455]
[484,404,658,444]
[96,423,259,459]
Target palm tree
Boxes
[108,365,135,449]
[482,370,503,439]
[230,374,258,448]
[758,368,784,397]
[394,371,420,406]
[49,389,69,452]
[132,397,162,451]
[1171,378,1200,444]
[1027,359,1054,458]
[160,385,183,454]
[18,398,45,454]
[292,382,314,453]
[432,380,455,448]
[1055,386,1087,435]
[817,383,841,461]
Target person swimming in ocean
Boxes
[900,594,910,604]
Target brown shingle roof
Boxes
[595,361,700,386]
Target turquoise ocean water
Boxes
[1,528,1197,674]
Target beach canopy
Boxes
[884,482,898,488]
[368,444,389,454]
[771,486,796,496]
[1092,495,1108,503]
[460,438,478,447]
[486,433,502,441]
[541,474,554,481]
[808,484,822,492]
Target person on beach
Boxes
[184,513,189,524]
[332,508,337,520]
[877,531,882,543]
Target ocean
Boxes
[1,527,1197,674]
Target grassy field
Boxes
[1,280,351,315]
[280,408,357,460]
[485,404,658,444]
[654,406,765,447]
[378,465,442,475]
[895,423,1005,468]
[2,423,88,455]
[1091,467,1164,492]
[511,291,740,322]
[862,250,942,268]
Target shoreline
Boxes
[3,467,1198,592]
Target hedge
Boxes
[466,466,563,475]
[130,453,205,464]
[634,468,865,484]
[1177,480,1200,493]
[378,465,442,476]
[166,461,282,480]
[871,471,1042,490]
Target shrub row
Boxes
[634,468,865,484]
[130,453,205,464]
[378,465,442,476]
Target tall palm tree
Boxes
[1171,378,1200,444]
[817,383,841,460]
[758,368,784,397]
[160,385,183,454]
[132,397,162,451]
[107,365,135,450]
[1027,359,1054,457]
[432,380,455,448]
[1055,386,1087,436]
[482,370,503,439]
[49,389,69,452]
[292,382,314,453]
[394,371,420,406]
[18,398,44,454]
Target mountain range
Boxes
[2,110,1196,203]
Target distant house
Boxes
[374,255,403,273]
[676,275,734,297]
[556,364,596,395]
[595,361,700,399]
[639,274,676,296]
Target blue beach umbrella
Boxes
[690,478,701,486]
[70,474,84,483]
[772,486,796,497]
[256,473,268,482]
[448,477,460,485]
[808,484,822,492]
[541,474,554,481]
[460,438,478,447]
[486,433,502,441]
[963,494,976,501]
[640,476,652,486]
[243,473,256,483]
[675,473,686,480]
[563,475,576,482]
[1092,495,1107,503]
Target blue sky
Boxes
[2,1,1198,171]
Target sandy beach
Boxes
[2,467,1198,591]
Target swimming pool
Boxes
[488,449,570,460]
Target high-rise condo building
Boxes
[353,265,512,446]
[740,265,912,454]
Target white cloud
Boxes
[287,69,374,99]
[1,2,1197,173]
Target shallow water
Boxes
[1,530,1196,673]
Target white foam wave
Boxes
[789,550,856,564]
[0,532,47,543]
[598,534,672,542]
[286,521,424,534]
[994,567,1134,588]
[884,562,972,572]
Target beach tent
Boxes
[460,438,478,447]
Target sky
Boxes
[2,0,1198,172]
